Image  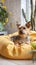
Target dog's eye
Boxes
[19,27,21,29]
[19,26,22,29]
[23,27,26,29]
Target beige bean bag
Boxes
[0,31,36,59]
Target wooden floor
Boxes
[0,57,36,65]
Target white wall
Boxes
[4,0,21,34]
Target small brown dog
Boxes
[11,21,31,45]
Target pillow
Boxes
[0,31,33,59]
[0,36,32,59]
[1,44,32,59]
[0,36,14,54]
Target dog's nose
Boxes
[19,30,25,34]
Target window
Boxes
[21,0,31,25]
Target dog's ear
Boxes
[25,21,31,28]
[16,21,21,29]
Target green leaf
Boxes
[0,6,8,24]
[22,9,28,22]
[31,42,36,49]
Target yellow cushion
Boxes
[0,31,36,59]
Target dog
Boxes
[10,21,31,45]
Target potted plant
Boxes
[0,2,8,31]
